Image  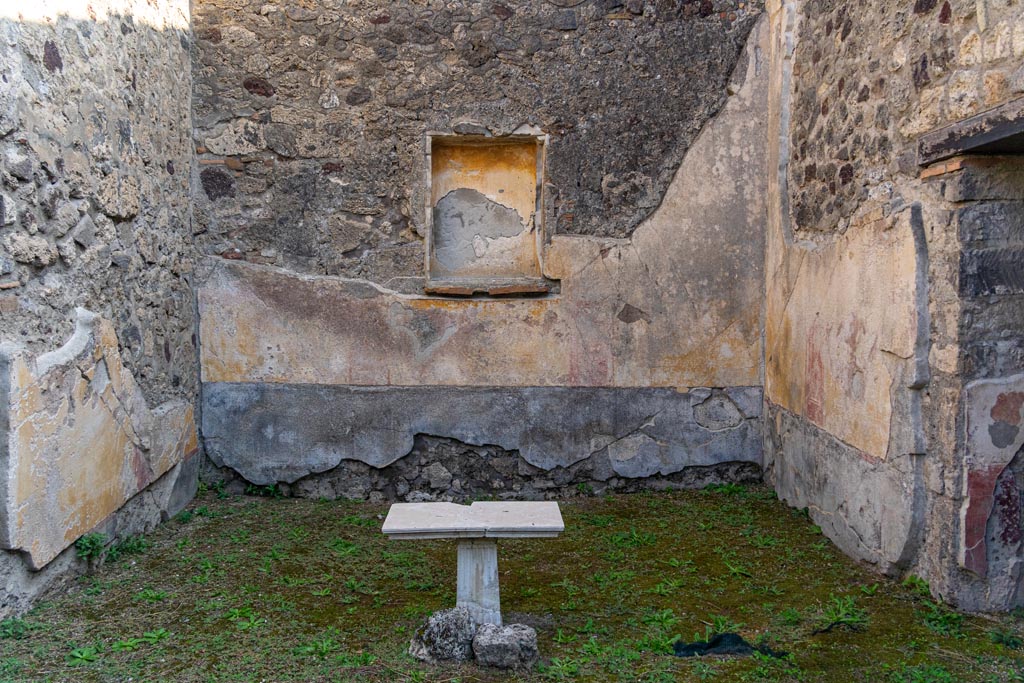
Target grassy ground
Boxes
[2,483,1023,682]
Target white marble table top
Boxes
[382,501,564,539]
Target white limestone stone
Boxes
[457,540,501,625]
[382,501,564,539]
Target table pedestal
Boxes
[456,539,502,625]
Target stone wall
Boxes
[0,1,198,616]
[934,158,1024,610]
[786,0,1024,236]
[197,10,771,500]
[765,0,1024,611]
[191,0,763,277]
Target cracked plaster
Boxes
[0,310,198,569]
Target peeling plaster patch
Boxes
[0,310,198,569]
[694,391,744,431]
[432,188,527,273]
[961,374,1024,580]
[989,392,1024,448]
[617,303,651,324]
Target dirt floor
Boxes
[2,484,1024,682]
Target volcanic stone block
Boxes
[473,624,539,670]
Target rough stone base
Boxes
[205,434,763,503]
[409,607,477,664]
[473,623,539,670]
[202,383,763,492]
[0,453,198,619]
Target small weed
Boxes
[920,600,963,637]
[328,538,360,556]
[749,533,780,548]
[813,595,868,634]
[902,575,931,597]
[0,657,24,676]
[106,535,150,561]
[542,657,581,680]
[861,583,880,596]
[694,614,745,642]
[75,532,107,561]
[111,638,143,652]
[245,483,283,498]
[210,480,228,499]
[704,482,747,496]
[140,628,171,644]
[276,575,313,588]
[81,576,114,596]
[553,628,578,644]
[0,618,34,640]
[336,651,377,667]
[634,629,681,655]
[344,577,377,595]
[135,587,170,603]
[550,578,582,596]
[295,637,340,659]
[776,607,802,627]
[989,626,1023,649]
[229,529,251,543]
[236,614,265,630]
[592,569,636,588]
[663,557,696,572]
[604,547,626,562]
[226,606,255,621]
[608,528,656,548]
[580,513,615,527]
[691,661,718,679]
[174,509,194,523]
[724,560,753,578]
[577,618,608,636]
[68,646,99,664]
[745,651,803,680]
[339,514,378,527]
[642,609,680,631]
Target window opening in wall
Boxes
[425,134,550,296]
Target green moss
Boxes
[4,486,1023,682]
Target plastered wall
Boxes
[765,0,1024,611]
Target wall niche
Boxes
[425,134,549,296]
